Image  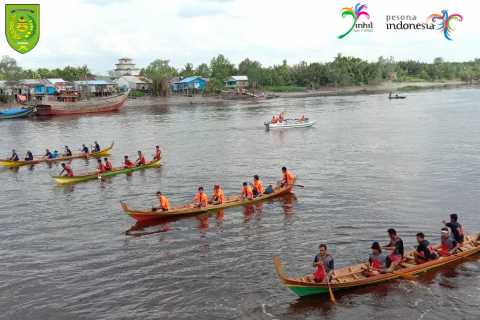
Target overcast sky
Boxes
[0,0,477,74]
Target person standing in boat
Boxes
[135,151,146,166]
[81,144,89,155]
[211,184,225,204]
[64,146,72,157]
[241,182,254,200]
[280,167,295,187]
[123,155,134,168]
[104,158,113,171]
[154,191,170,211]
[193,186,209,208]
[364,241,387,276]
[252,175,264,197]
[310,244,334,283]
[413,232,438,263]
[9,149,19,161]
[384,228,404,272]
[93,141,101,153]
[59,163,74,177]
[24,150,33,161]
[153,145,161,161]
[443,213,464,244]
[437,228,459,257]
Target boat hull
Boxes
[265,120,315,130]
[275,233,480,297]
[121,184,294,222]
[35,92,128,116]
[0,142,114,168]
[53,159,161,185]
[0,107,35,119]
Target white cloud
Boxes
[0,0,478,74]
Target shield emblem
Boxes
[5,4,40,54]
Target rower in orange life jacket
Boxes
[413,232,438,263]
[154,145,161,161]
[211,184,225,204]
[104,158,113,171]
[241,182,254,200]
[60,163,74,177]
[271,116,278,124]
[252,175,264,197]
[136,151,146,166]
[437,227,459,257]
[96,158,106,173]
[193,186,209,208]
[155,191,170,211]
[124,155,134,169]
[280,166,295,187]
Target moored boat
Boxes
[52,159,161,185]
[0,142,114,168]
[35,91,128,116]
[265,119,315,130]
[121,184,294,222]
[274,233,480,298]
[0,106,35,119]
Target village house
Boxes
[74,80,117,96]
[224,75,249,89]
[46,78,73,92]
[171,76,208,95]
[116,75,152,92]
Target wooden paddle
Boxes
[293,184,304,188]
[326,276,336,303]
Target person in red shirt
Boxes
[96,159,106,174]
[104,157,113,171]
[60,163,74,177]
[124,155,134,169]
[153,145,161,161]
[136,150,146,166]
[193,186,209,208]
[241,182,254,200]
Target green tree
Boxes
[0,56,22,80]
[144,59,178,96]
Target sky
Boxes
[0,0,479,74]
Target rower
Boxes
[309,244,334,283]
[443,213,464,244]
[93,141,101,153]
[383,228,404,272]
[64,146,72,157]
[278,113,284,123]
[193,186,209,208]
[280,166,295,187]
[154,145,161,161]
[52,150,59,159]
[96,158,106,174]
[104,157,113,171]
[135,151,146,166]
[413,232,438,263]
[44,149,53,159]
[252,175,264,197]
[364,241,387,276]
[271,115,278,124]
[24,150,33,161]
[299,115,305,122]
[155,191,170,211]
[60,163,74,177]
[437,228,459,257]
[81,144,89,155]
[9,149,19,161]
[241,182,254,200]
[211,184,225,204]
[123,155,134,169]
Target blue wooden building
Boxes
[171,76,208,94]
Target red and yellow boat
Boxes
[274,233,480,297]
[0,142,114,168]
[121,184,294,222]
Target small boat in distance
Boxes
[388,92,406,99]
[265,118,315,130]
[0,106,35,119]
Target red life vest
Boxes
[105,161,113,171]
[313,263,325,282]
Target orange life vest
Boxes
[159,195,170,210]
[124,160,134,168]
[194,192,209,207]
[283,171,295,185]
[137,154,146,165]
[253,180,264,194]
[212,188,225,203]
[242,185,253,199]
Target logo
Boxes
[338,3,371,39]
[427,10,463,40]
[5,4,40,54]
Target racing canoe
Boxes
[0,142,114,168]
[121,184,294,222]
[53,159,161,185]
[265,119,315,130]
[274,233,480,298]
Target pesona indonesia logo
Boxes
[338,3,372,39]
[427,10,463,41]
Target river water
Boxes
[0,87,479,320]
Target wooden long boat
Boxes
[265,119,315,130]
[0,106,35,119]
[0,142,114,168]
[274,233,480,298]
[121,184,294,222]
[35,92,128,116]
[52,159,161,185]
